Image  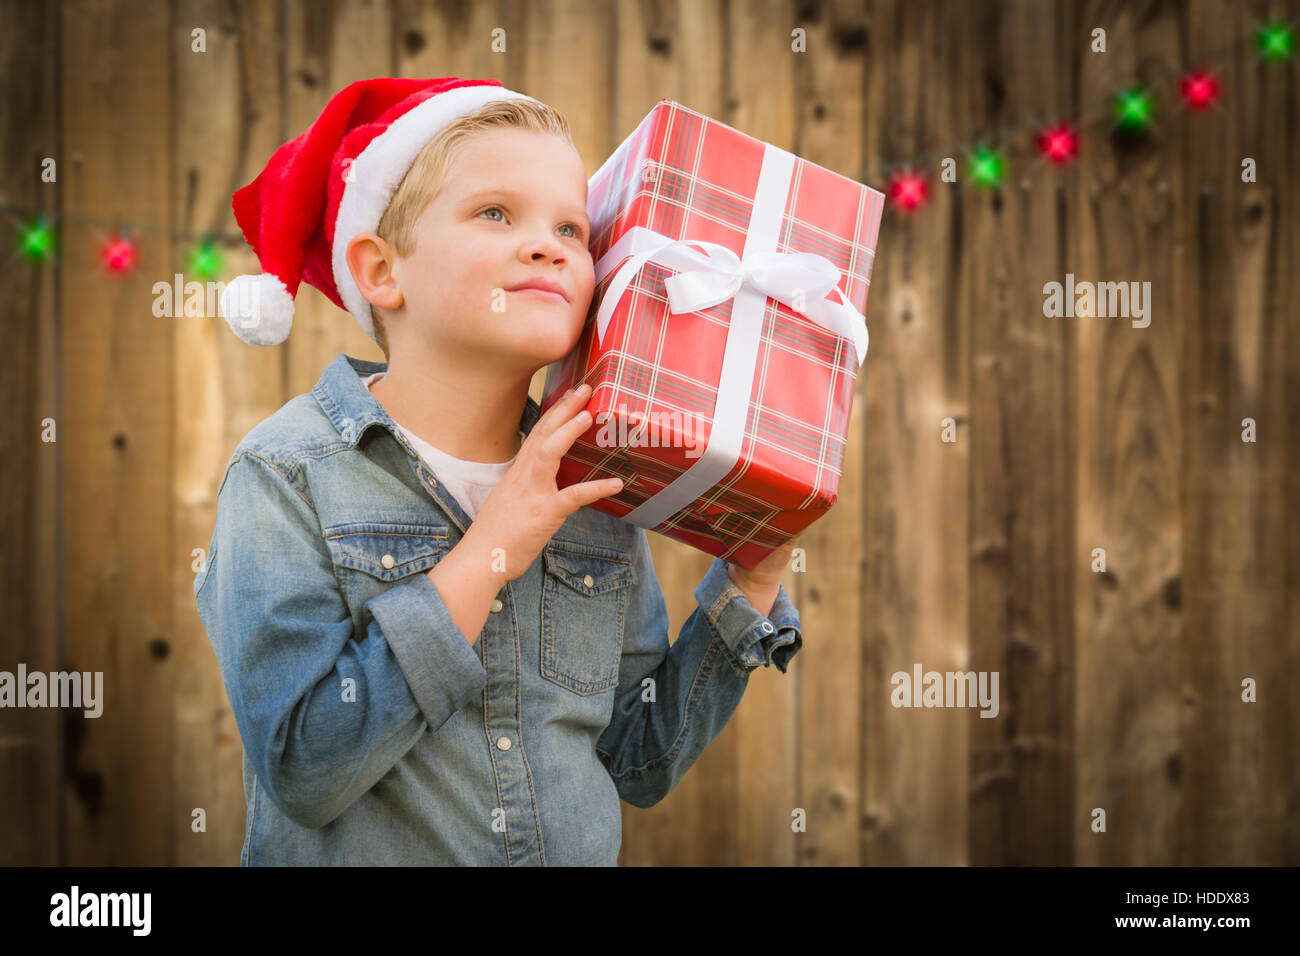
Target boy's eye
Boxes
[479,206,585,241]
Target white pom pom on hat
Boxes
[219,76,541,347]
[219,273,295,346]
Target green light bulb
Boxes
[189,239,222,281]
[18,219,55,261]
[1114,89,1154,131]
[1258,23,1294,61]
[968,147,1005,188]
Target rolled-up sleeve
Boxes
[692,556,803,674]
[595,532,803,809]
[366,571,486,734]
[194,450,485,829]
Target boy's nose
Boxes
[522,237,565,263]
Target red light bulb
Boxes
[100,234,137,273]
[887,171,928,211]
[1036,124,1078,163]
[1180,71,1219,110]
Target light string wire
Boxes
[0,19,1292,260]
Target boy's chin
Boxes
[500,324,586,363]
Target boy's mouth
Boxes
[505,278,570,302]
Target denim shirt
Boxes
[193,352,803,865]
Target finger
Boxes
[558,476,624,513]
[539,403,596,463]
[536,383,592,438]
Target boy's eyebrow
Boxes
[461,187,590,224]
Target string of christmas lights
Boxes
[1,19,1293,276]
[879,19,1293,211]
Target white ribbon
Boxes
[585,144,870,532]
[594,231,869,367]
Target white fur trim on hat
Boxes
[330,85,540,335]
[219,272,295,346]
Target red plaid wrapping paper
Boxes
[541,99,885,569]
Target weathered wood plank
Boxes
[793,0,870,868]
[1074,0,1185,866]
[968,0,1075,865]
[0,0,61,866]
[61,0,175,864]
[861,0,971,865]
[1178,0,1297,865]
[174,0,285,866]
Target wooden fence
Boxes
[1,0,1295,866]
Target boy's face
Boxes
[391,127,594,372]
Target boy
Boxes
[195,77,803,865]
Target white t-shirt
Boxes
[361,371,521,521]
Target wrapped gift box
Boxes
[541,99,885,569]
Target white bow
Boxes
[595,230,869,366]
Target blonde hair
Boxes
[370,97,576,359]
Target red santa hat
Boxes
[219,76,541,346]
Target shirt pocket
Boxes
[322,521,451,607]
[539,539,636,696]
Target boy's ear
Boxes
[346,233,404,312]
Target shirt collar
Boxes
[312,353,543,449]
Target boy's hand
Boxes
[464,382,623,584]
[725,535,800,618]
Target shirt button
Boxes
[496,736,511,751]
[491,598,503,612]
[761,621,774,634]
[380,554,396,570]
[583,573,595,588]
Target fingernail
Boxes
[577,382,590,394]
